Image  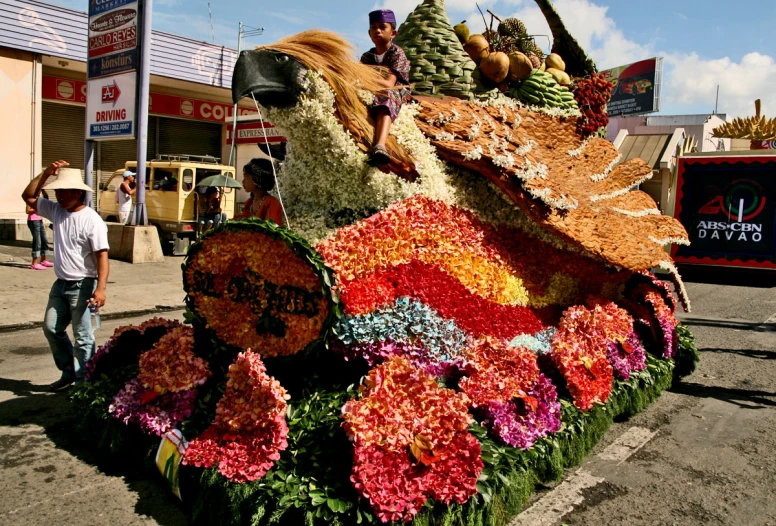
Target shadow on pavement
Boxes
[0,377,188,525]
[677,317,775,332]
[671,381,776,410]
[702,348,776,360]
[678,265,776,288]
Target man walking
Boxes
[22,160,110,391]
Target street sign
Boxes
[86,0,138,139]
[87,72,136,138]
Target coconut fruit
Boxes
[480,51,510,83]
[546,67,565,85]
[508,52,533,81]
[463,35,490,64]
[545,53,566,72]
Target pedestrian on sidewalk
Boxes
[22,160,110,391]
[117,169,136,225]
[26,190,53,270]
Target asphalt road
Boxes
[0,274,774,526]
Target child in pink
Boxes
[26,193,53,270]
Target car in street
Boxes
[98,154,238,254]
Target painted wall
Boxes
[0,48,36,216]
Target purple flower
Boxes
[109,378,198,437]
[480,374,561,450]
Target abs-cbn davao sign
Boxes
[601,58,663,117]
[672,155,776,269]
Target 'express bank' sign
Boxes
[673,156,776,269]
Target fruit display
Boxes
[512,69,578,110]
[572,72,614,136]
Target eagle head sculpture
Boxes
[232,30,690,310]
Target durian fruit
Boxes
[519,39,545,62]
[454,21,470,44]
[498,17,527,37]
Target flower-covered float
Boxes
[72,1,700,524]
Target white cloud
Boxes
[664,52,776,118]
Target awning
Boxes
[618,134,672,170]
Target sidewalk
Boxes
[0,242,186,331]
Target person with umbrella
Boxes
[195,173,242,234]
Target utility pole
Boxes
[134,0,153,226]
[228,23,263,168]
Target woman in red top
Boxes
[239,158,285,225]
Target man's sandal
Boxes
[367,145,391,167]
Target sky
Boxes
[50,0,776,119]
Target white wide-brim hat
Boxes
[44,167,93,193]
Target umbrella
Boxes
[196,174,243,189]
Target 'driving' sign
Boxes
[85,0,138,140]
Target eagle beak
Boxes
[231,49,308,108]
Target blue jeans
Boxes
[42,278,97,382]
[27,220,50,258]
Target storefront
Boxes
[0,0,271,237]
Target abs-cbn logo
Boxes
[696,179,767,243]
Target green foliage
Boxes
[673,324,700,380]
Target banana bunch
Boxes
[513,70,578,110]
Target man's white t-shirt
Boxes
[37,198,110,281]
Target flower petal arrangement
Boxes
[182,349,289,482]
[342,356,482,522]
[137,326,210,394]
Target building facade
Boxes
[0,0,280,235]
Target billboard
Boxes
[672,155,776,269]
[86,0,138,140]
[601,58,663,117]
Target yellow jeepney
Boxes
[98,155,237,254]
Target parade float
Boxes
[71,1,700,524]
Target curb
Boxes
[0,305,185,334]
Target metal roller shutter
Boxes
[98,117,157,184]
[158,117,221,159]
[42,101,85,170]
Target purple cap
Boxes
[369,9,396,25]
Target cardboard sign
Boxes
[672,155,776,269]
[155,429,188,500]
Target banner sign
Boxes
[227,122,286,145]
[672,155,776,269]
[155,429,187,500]
[762,140,776,150]
[601,58,663,117]
[45,75,258,123]
[86,0,138,139]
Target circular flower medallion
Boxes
[183,220,337,358]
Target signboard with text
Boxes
[86,0,139,139]
[227,122,286,145]
[44,75,258,123]
[672,155,776,269]
[601,58,663,117]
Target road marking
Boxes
[510,426,656,526]
[596,426,656,465]
[509,470,603,526]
